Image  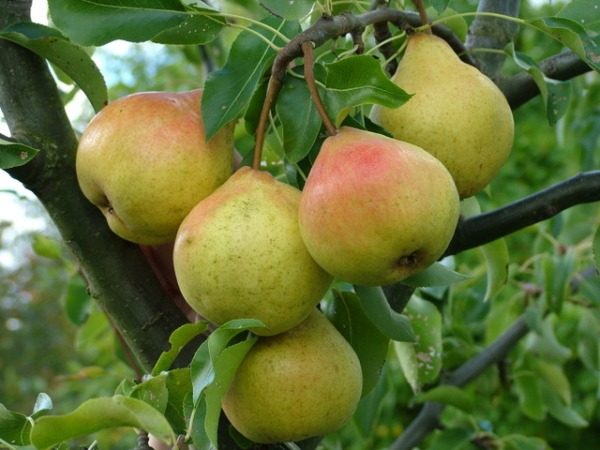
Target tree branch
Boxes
[465,0,520,80]
[390,316,530,450]
[501,50,593,109]
[445,171,600,256]
[0,0,192,371]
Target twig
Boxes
[390,316,530,450]
[445,171,600,256]
[302,41,337,136]
[501,50,592,109]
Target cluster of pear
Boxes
[75,31,513,445]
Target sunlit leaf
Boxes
[352,369,389,438]
[540,384,588,428]
[48,0,222,46]
[533,360,571,405]
[31,234,62,260]
[329,290,390,396]
[164,369,192,435]
[152,321,208,375]
[202,17,300,139]
[0,138,40,169]
[30,396,175,449]
[32,393,53,417]
[0,22,107,112]
[324,55,411,124]
[130,374,169,413]
[403,262,469,287]
[414,385,475,413]
[394,341,420,393]
[353,285,414,342]
[260,0,314,19]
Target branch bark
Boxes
[445,171,600,256]
[0,0,191,371]
[390,316,530,450]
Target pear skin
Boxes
[76,90,234,244]
[299,127,460,286]
[370,33,514,198]
[173,167,332,336]
[222,310,363,444]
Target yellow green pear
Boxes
[370,33,514,198]
[76,90,234,245]
[299,127,460,286]
[173,167,332,336]
[222,309,363,443]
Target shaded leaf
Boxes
[514,372,546,421]
[164,369,192,435]
[593,225,600,272]
[0,138,40,169]
[62,274,92,326]
[481,238,509,301]
[276,74,322,163]
[352,368,389,439]
[202,17,300,139]
[501,434,550,450]
[540,384,588,428]
[329,290,390,396]
[0,22,107,112]
[558,0,600,33]
[505,43,570,125]
[414,385,475,413]
[30,396,175,449]
[354,285,415,342]
[130,374,169,413]
[0,404,31,446]
[152,321,208,375]
[403,262,469,287]
[533,360,571,405]
[428,428,474,450]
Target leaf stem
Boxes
[411,0,430,30]
[252,76,282,170]
[302,41,337,136]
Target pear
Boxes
[173,167,332,336]
[370,33,514,198]
[76,90,234,245]
[222,309,362,443]
[298,127,459,286]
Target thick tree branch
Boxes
[501,50,593,109]
[0,0,191,371]
[465,0,520,80]
[445,171,600,256]
[390,316,530,450]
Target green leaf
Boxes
[403,262,470,287]
[204,338,257,448]
[533,360,571,405]
[329,290,390,396]
[30,396,175,449]
[324,55,411,124]
[529,17,600,71]
[62,274,92,325]
[0,22,107,112]
[501,434,550,450]
[414,385,475,413]
[558,0,600,33]
[48,0,222,46]
[352,368,389,439]
[428,428,474,450]
[514,372,546,421]
[546,249,576,314]
[394,341,420,393]
[164,369,192,435]
[525,315,572,363]
[31,234,62,260]
[593,225,600,272]
[260,0,314,19]
[0,404,32,446]
[130,374,169,413]
[353,285,415,342]
[32,393,53,417]
[404,296,443,386]
[202,17,300,139]
[540,384,588,428]
[152,321,208,375]
[430,0,451,14]
[0,138,40,169]
[276,74,322,163]
[505,43,570,126]
[481,238,509,302]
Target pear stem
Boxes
[252,76,282,170]
[302,41,338,137]
[411,0,430,30]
